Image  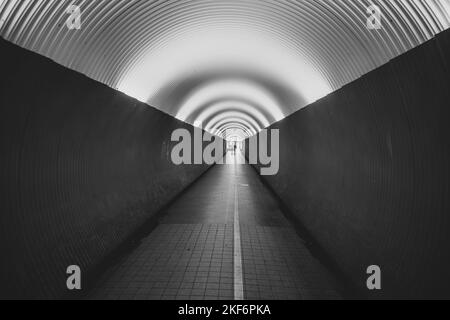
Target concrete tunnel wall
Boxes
[248,29,450,299]
[0,38,221,299]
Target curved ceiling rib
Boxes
[1,0,449,138]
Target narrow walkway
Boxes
[89,152,341,300]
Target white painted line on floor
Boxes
[233,183,244,300]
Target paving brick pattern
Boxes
[241,225,340,300]
[90,224,235,300]
[89,153,342,300]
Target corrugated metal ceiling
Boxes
[1,0,449,136]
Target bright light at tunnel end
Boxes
[118,28,333,137]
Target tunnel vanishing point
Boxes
[1,0,450,300]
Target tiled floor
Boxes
[90,224,234,300]
[89,152,341,300]
[241,225,340,300]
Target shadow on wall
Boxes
[0,38,220,299]
[248,29,450,299]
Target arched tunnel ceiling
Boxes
[1,0,449,139]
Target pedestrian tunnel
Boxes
[1,0,450,300]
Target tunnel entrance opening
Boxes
[170,125,279,176]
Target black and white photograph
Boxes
[1,0,450,305]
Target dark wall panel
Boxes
[252,29,450,299]
[0,39,211,299]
